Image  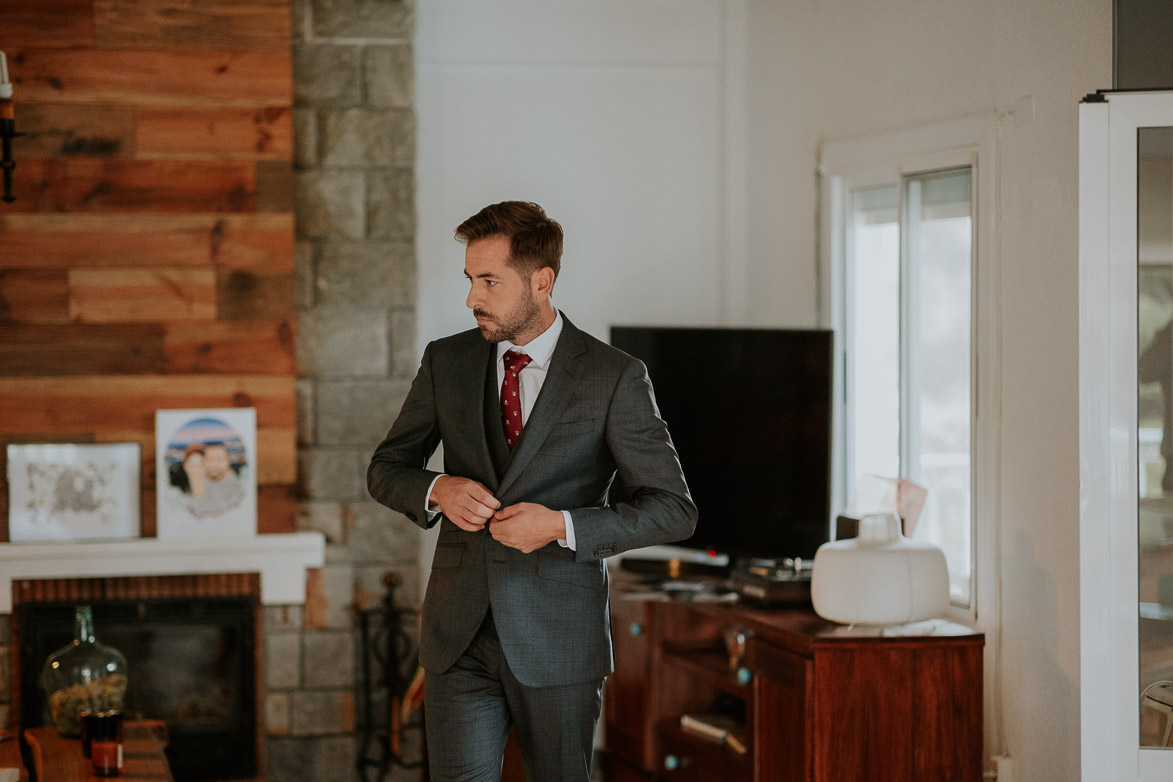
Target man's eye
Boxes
[487,280,498,287]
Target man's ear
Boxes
[532,266,555,300]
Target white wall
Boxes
[742,0,820,327]
[746,0,1111,779]
[416,0,753,347]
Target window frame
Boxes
[819,114,999,628]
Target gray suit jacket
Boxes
[367,315,697,687]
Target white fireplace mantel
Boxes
[0,532,325,612]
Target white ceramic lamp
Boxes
[811,513,949,625]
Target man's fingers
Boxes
[471,499,500,517]
[464,492,499,517]
[435,476,501,529]
[453,477,498,507]
[452,499,490,530]
[493,503,523,520]
[454,503,491,528]
[451,515,485,531]
[471,487,501,510]
[452,485,499,530]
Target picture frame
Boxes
[156,408,258,539]
[6,442,142,542]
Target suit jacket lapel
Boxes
[496,319,587,498]
[452,335,499,491]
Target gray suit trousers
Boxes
[424,611,604,782]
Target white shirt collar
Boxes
[497,310,563,369]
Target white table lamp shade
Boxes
[811,513,949,625]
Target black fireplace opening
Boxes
[18,597,257,781]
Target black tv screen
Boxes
[610,326,833,562]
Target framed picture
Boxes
[156,408,257,538]
[7,442,142,542]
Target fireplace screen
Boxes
[18,597,257,781]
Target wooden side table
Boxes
[0,734,27,782]
[24,721,173,782]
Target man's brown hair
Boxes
[454,201,563,281]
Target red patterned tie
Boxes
[501,350,533,449]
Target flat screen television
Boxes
[609,326,834,563]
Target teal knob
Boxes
[664,754,680,771]
[629,622,643,636]
[737,666,752,685]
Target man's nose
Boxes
[466,287,478,310]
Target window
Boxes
[846,168,974,603]
[821,116,996,618]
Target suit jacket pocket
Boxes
[551,418,597,438]
[537,551,604,591]
[431,543,465,569]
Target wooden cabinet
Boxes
[603,579,984,782]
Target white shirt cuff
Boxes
[558,510,576,550]
[425,474,444,522]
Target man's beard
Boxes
[474,290,542,343]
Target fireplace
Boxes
[0,534,324,781]
[12,576,263,781]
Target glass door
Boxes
[1138,125,1173,751]
[1080,90,1173,781]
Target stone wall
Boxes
[266,0,422,778]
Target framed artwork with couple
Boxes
[156,408,258,538]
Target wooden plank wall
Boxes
[0,0,297,538]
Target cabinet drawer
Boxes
[748,639,811,782]
[657,721,751,782]
[601,751,653,782]
[608,596,656,770]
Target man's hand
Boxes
[490,503,565,553]
[431,475,500,531]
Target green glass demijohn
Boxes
[40,605,128,736]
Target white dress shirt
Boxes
[426,311,577,549]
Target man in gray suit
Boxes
[367,201,697,781]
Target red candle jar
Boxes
[87,711,123,777]
[80,710,94,758]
